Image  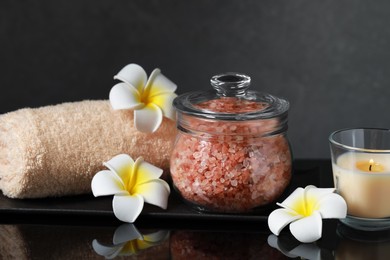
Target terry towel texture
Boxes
[0,100,176,198]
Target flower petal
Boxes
[104,154,135,186]
[304,185,335,201]
[278,185,337,217]
[133,179,170,209]
[132,157,164,184]
[109,83,144,110]
[92,240,123,259]
[303,185,342,217]
[144,68,177,98]
[149,93,177,121]
[113,224,143,244]
[277,187,305,212]
[91,170,128,197]
[113,194,144,223]
[289,211,322,243]
[317,193,347,219]
[268,208,302,236]
[113,63,147,93]
[134,103,163,133]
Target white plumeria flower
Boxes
[268,185,347,243]
[91,154,170,223]
[109,63,177,133]
[92,224,169,259]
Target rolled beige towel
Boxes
[0,100,176,198]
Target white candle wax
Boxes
[332,152,390,219]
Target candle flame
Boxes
[369,159,374,171]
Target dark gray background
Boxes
[1,0,390,159]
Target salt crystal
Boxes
[193,152,201,159]
[205,171,213,178]
[243,159,250,168]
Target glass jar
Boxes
[170,73,292,213]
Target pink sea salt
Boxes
[170,98,292,213]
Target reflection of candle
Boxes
[336,236,390,260]
[332,153,390,218]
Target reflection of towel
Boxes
[0,100,176,198]
[0,225,28,259]
[0,225,170,259]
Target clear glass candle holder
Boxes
[329,128,390,231]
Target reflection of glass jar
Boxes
[170,73,292,213]
[170,231,285,259]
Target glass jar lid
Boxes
[173,73,289,121]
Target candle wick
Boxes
[369,164,372,171]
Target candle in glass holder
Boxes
[332,152,390,219]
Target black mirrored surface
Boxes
[1,160,390,259]
[2,221,390,259]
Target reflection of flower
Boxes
[109,63,177,133]
[91,154,170,223]
[268,185,347,243]
[268,234,322,260]
[93,224,169,259]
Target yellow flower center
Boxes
[124,158,153,196]
[140,84,165,106]
[140,92,150,105]
[292,196,319,217]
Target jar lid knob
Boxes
[210,73,251,97]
